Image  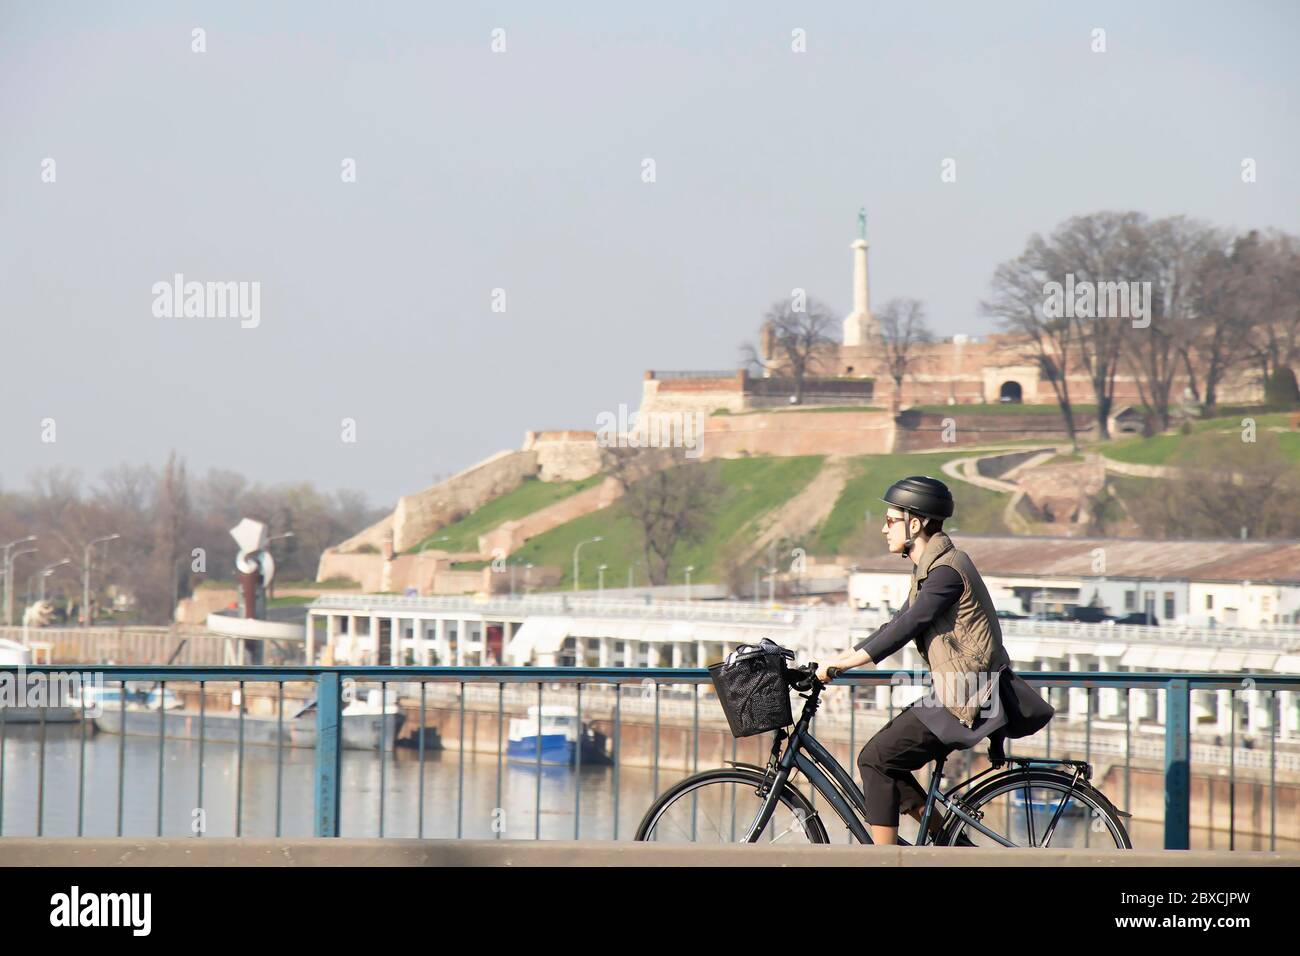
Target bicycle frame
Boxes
[736,680,1091,847]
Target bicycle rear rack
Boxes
[1002,755,1093,781]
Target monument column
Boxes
[841,209,877,349]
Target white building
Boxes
[848,534,1300,627]
[307,590,1300,745]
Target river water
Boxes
[0,724,1291,850]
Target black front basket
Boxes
[708,640,795,738]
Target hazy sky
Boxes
[3,1,1297,506]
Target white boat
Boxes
[288,688,405,750]
[0,639,81,723]
[93,687,403,751]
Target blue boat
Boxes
[1009,789,1090,820]
[507,706,611,766]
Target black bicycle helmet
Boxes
[881,475,954,521]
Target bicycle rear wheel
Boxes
[939,768,1131,849]
[635,768,829,844]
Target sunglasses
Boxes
[883,514,909,527]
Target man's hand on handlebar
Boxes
[815,664,843,684]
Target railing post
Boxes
[315,670,343,838]
[1164,678,1190,850]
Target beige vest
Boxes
[907,532,1011,727]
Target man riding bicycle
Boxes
[815,476,1054,846]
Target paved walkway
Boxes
[3,838,1296,867]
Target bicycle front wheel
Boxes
[940,769,1132,849]
[635,768,829,844]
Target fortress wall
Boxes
[701,409,895,458]
[478,476,624,556]
[329,512,394,556]
[391,449,540,553]
[814,334,1268,410]
[640,377,747,417]
[1017,459,1108,524]
[523,430,607,482]
[428,569,488,595]
[1017,459,1107,502]
[892,411,1097,452]
[315,552,387,592]
[313,552,525,596]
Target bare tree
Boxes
[151,452,192,622]
[613,457,723,587]
[1124,217,1219,432]
[1237,231,1300,396]
[986,211,1155,440]
[0,456,384,625]
[983,251,1083,449]
[737,341,767,378]
[875,298,933,407]
[1181,230,1252,413]
[760,295,838,404]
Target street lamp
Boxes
[597,564,608,593]
[685,565,695,602]
[3,535,37,627]
[573,536,603,592]
[82,533,120,627]
[9,546,37,624]
[38,558,72,603]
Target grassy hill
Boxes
[1104,412,1300,466]
[907,403,1097,416]
[406,474,604,553]
[811,450,1011,554]
[439,450,1013,590]
[505,456,825,589]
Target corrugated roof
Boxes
[849,534,1300,585]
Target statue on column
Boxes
[230,518,275,620]
[858,206,867,240]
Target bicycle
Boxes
[635,662,1133,848]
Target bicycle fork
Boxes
[740,730,801,842]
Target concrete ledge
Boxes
[2,839,1298,867]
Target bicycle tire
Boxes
[635,768,830,844]
[938,767,1132,848]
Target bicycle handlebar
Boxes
[787,662,823,693]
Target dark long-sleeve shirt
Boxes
[853,565,963,664]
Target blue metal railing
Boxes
[0,666,1296,849]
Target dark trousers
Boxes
[858,706,956,827]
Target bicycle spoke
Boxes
[1039,790,1073,848]
[642,773,820,844]
[769,818,806,843]
[950,775,1125,850]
